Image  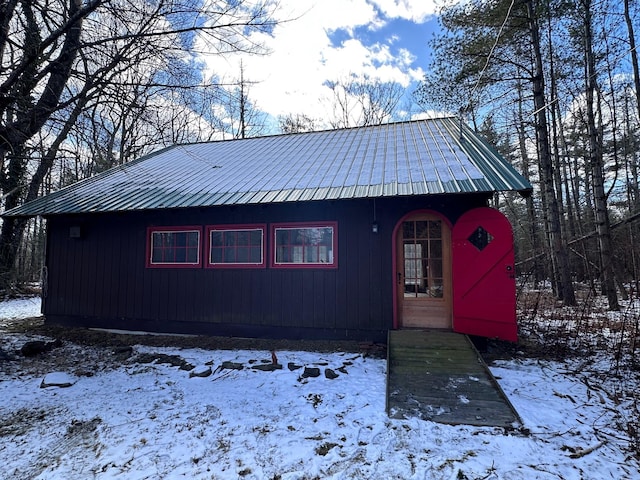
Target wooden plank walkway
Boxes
[386,330,521,427]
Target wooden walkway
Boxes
[386,330,521,427]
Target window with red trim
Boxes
[272,222,337,268]
[206,225,266,268]
[147,227,202,268]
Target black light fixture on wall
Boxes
[69,226,82,239]
[372,198,378,233]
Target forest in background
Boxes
[416,0,640,312]
[1,0,639,321]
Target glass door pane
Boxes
[402,220,443,298]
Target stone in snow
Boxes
[189,365,212,378]
[301,367,320,378]
[41,372,76,388]
[324,368,339,380]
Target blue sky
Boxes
[197,0,442,130]
[327,17,439,71]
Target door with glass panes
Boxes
[396,213,452,329]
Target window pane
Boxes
[211,248,222,263]
[404,242,417,260]
[166,233,175,247]
[276,246,288,263]
[430,259,442,278]
[275,227,333,264]
[159,233,172,248]
[209,228,264,265]
[237,231,249,246]
[276,229,289,245]
[274,226,335,265]
[305,245,318,263]
[402,221,414,238]
[237,247,249,263]
[415,221,429,239]
[431,240,442,258]
[224,231,236,246]
[429,221,441,238]
[224,247,236,262]
[417,277,429,294]
[187,232,199,247]
[404,258,420,280]
[175,233,187,247]
[430,278,444,298]
[250,230,262,245]
[150,230,199,265]
[211,232,223,247]
[153,233,164,248]
[416,240,428,259]
[319,246,330,263]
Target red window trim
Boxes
[146,226,203,269]
[270,221,338,269]
[205,224,267,269]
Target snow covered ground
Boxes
[1,296,638,479]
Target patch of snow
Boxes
[0,297,638,479]
[189,364,212,378]
[0,296,41,324]
[40,372,76,388]
[90,328,197,337]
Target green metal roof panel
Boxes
[4,117,532,217]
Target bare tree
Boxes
[418,0,577,304]
[623,0,640,127]
[580,0,619,309]
[525,0,576,305]
[278,113,319,133]
[209,61,268,139]
[0,0,278,291]
[326,74,405,128]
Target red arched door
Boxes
[452,207,517,342]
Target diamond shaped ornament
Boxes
[468,226,493,251]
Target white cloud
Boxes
[195,0,433,129]
[370,0,439,22]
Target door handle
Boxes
[397,272,402,284]
[506,265,515,279]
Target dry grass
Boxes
[513,282,640,459]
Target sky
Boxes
[1,297,638,479]
[198,0,443,131]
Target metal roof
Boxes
[4,117,532,217]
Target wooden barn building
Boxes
[5,118,532,343]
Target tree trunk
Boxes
[624,0,640,125]
[0,0,88,291]
[0,146,29,289]
[583,0,619,310]
[526,0,575,305]
[515,83,543,285]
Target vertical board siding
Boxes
[132,227,145,321]
[43,194,490,339]
[356,218,372,329]
[93,230,106,317]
